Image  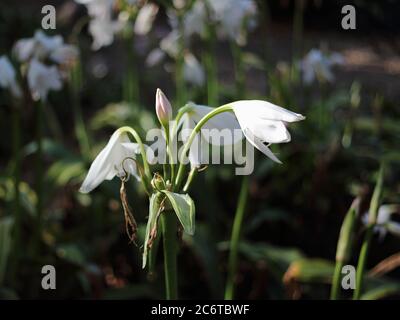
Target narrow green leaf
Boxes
[0,216,14,286]
[162,191,195,236]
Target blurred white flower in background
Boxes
[183,53,205,87]
[0,55,22,98]
[208,0,257,45]
[134,3,159,35]
[13,30,79,65]
[300,49,344,85]
[75,0,158,50]
[27,59,62,101]
[362,205,400,241]
[12,30,79,100]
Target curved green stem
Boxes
[119,126,152,191]
[174,104,233,190]
[224,175,249,300]
[183,168,197,193]
[161,211,178,299]
[353,164,385,299]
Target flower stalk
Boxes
[161,210,178,299]
[353,164,385,299]
[203,8,218,106]
[225,175,249,300]
[34,100,44,247]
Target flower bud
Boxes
[151,173,166,191]
[155,88,172,127]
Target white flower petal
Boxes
[231,100,305,123]
[134,3,159,35]
[242,127,282,163]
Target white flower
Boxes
[80,129,145,193]
[181,1,207,37]
[13,30,78,65]
[183,53,205,87]
[362,205,400,240]
[179,103,241,168]
[230,100,305,163]
[76,0,123,50]
[89,18,121,50]
[209,0,257,45]
[27,59,62,101]
[146,48,166,67]
[134,3,159,36]
[300,49,344,84]
[34,30,64,58]
[160,30,180,58]
[0,55,22,98]
[13,38,36,62]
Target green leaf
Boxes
[361,283,400,300]
[142,192,163,269]
[162,191,195,236]
[284,258,335,284]
[0,216,14,286]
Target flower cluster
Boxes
[10,30,79,101]
[75,0,159,50]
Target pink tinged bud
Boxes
[156,88,172,126]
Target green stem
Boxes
[10,103,21,281]
[291,0,304,80]
[119,126,152,194]
[231,41,245,98]
[174,104,233,190]
[123,33,139,104]
[353,164,385,299]
[183,167,197,193]
[203,12,218,106]
[175,13,186,107]
[161,211,178,299]
[35,100,44,247]
[224,175,249,300]
[71,59,91,157]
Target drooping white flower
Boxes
[300,49,344,85]
[183,53,205,87]
[134,3,159,35]
[362,205,400,240]
[80,129,149,193]
[27,59,62,101]
[229,100,305,163]
[0,55,22,98]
